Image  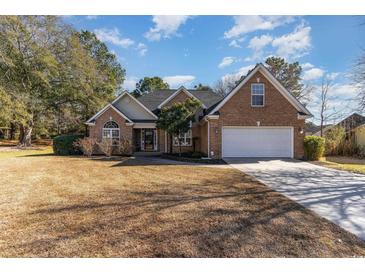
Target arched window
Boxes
[102,121,120,140]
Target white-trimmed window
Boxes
[173,121,192,146]
[251,83,265,106]
[102,121,120,140]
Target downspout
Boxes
[207,119,210,158]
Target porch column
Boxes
[154,129,158,151]
[140,129,145,151]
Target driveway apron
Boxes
[224,158,365,241]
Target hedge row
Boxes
[53,134,84,155]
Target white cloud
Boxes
[145,16,191,41]
[228,37,245,48]
[328,72,341,80]
[136,43,148,56]
[331,83,360,97]
[224,16,295,39]
[218,57,236,69]
[222,65,255,83]
[163,75,196,88]
[246,34,273,60]
[229,40,241,48]
[271,24,311,59]
[302,62,314,70]
[123,76,138,91]
[86,15,98,20]
[302,68,325,81]
[94,28,134,48]
[248,34,273,51]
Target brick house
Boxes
[86,63,312,159]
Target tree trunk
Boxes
[9,122,16,140]
[18,122,33,147]
[320,111,324,137]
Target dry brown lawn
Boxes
[313,156,365,175]
[0,154,364,257]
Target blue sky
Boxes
[64,15,365,123]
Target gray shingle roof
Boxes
[137,89,175,111]
[136,88,223,112]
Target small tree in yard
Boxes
[97,139,114,157]
[74,137,97,157]
[156,98,202,155]
[118,137,132,156]
[324,125,345,155]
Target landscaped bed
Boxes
[161,152,225,164]
[0,152,364,257]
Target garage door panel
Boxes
[222,127,293,158]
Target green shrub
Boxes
[303,136,325,160]
[324,125,345,155]
[53,134,83,155]
[191,151,205,158]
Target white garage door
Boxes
[222,127,293,158]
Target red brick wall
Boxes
[88,107,133,154]
[200,121,208,156]
[208,71,305,159]
[159,125,201,154]
[163,91,190,108]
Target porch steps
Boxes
[133,151,162,157]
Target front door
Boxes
[144,129,154,151]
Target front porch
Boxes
[133,127,159,152]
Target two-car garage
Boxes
[222,127,294,158]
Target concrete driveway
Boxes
[224,158,365,240]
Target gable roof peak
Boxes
[207,62,312,117]
[156,86,207,109]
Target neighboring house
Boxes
[304,122,321,136]
[355,124,365,148]
[86,63,312,159]
[313,124,333,137]
[314,113,365,139]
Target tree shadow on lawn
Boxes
[247,167,365,239]
[19,153,55,157]
[5,173,365,258]
[91,156,204,167]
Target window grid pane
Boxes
[252,95,264,106]
[251,84,264,106]
[103,129,120,139]
[173,129,192,146]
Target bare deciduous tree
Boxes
[74,137,97,157]
[297,84,315,106]
[353,51,365,109]
[213,76,239,96]
[97,139,114,157]
[318,76,346,136]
